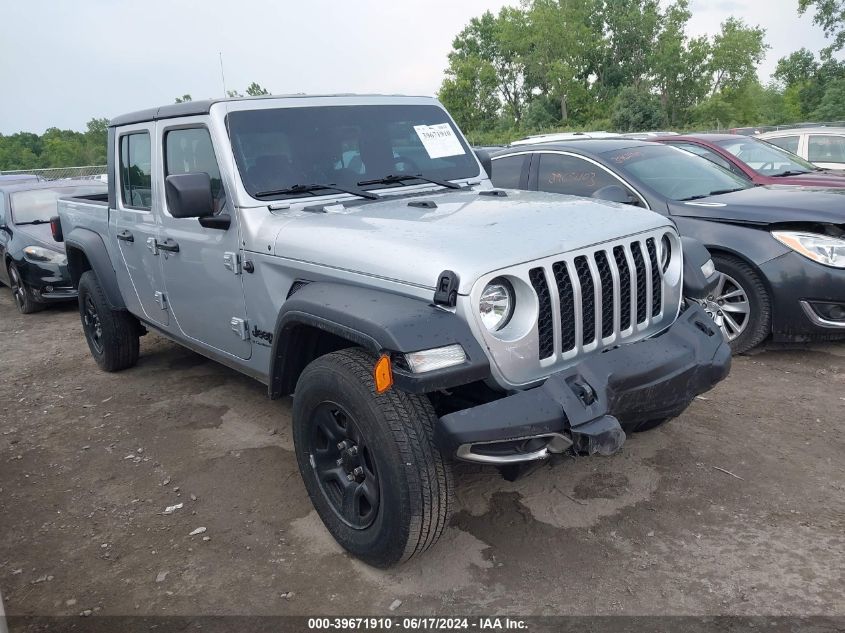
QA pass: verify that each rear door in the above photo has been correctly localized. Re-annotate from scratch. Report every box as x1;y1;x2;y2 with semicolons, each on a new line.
156;120;251;359
112;126;169;326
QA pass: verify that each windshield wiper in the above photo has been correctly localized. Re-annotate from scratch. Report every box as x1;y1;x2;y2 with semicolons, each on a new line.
15;219;51;226
679;187;746;201
771;170;811;177
357;173;461;190
255;183;380;201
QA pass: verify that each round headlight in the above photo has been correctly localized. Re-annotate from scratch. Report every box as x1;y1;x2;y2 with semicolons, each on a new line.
479;278;514;331
660;234;672;273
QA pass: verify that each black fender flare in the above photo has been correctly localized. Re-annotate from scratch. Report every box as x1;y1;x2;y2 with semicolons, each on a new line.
65;227;126;310
268;282;490;397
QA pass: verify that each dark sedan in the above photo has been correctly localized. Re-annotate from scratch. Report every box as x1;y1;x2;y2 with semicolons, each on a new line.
654;133;845;186
0;180;106;313
490;140;845;353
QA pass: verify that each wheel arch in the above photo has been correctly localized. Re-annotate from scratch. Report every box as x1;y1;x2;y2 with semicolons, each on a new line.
64;228;126;310
267;282;490;399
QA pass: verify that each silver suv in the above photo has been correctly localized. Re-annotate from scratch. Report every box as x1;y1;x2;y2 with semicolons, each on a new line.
55;95;730;566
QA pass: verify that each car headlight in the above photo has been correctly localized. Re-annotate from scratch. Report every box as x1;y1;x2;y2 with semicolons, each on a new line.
479;277;515;331
772;231;845;268
23;246;67;265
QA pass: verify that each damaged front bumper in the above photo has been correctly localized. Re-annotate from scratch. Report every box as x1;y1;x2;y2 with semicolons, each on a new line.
436;304;731;464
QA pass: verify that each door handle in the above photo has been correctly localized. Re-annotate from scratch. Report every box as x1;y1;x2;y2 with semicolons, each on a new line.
116;230;134;242
157;238;180;253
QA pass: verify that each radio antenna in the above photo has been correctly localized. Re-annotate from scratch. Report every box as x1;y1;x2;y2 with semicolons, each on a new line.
219;52;228;97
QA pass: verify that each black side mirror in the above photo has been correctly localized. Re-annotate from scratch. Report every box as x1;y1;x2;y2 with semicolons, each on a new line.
474;149;492;179
680;236;720;299
165;173;214;219
592;185;638;205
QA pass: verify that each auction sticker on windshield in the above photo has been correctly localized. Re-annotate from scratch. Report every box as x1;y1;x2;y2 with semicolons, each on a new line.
414;123;465;159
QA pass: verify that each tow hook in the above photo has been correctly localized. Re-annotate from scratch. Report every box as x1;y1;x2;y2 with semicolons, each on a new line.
570;415;626;456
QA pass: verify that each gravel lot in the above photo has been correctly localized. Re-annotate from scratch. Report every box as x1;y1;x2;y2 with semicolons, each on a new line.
1;292;843;618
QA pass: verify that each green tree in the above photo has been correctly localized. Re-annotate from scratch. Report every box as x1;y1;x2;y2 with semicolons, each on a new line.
709;18;769;96
799;0;845;56
812;78;845;118
246;82;270;96
174;94;192;103
438;57;500;132
610;87;666;131
774;48;819;87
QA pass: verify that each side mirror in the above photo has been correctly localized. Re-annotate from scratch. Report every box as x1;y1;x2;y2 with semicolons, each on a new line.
592;185;638;206
474;149;492;179
680;236;720;299
165;173;214;219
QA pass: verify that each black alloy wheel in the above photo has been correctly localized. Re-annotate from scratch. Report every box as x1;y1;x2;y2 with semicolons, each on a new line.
308;402;380;530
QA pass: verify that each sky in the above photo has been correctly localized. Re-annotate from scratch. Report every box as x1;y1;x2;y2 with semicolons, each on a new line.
0;0;831;135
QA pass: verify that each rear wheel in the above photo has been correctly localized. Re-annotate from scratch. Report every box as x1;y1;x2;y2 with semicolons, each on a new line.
8;262;44;314
292;348;452;567
706;255;771;354
78;271;140;372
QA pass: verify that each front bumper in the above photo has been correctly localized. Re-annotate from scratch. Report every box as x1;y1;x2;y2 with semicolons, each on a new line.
18;259;76;303
436;304;731;463
761;252;845;341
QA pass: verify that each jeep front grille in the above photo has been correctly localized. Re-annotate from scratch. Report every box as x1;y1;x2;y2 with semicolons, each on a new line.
529;237;667;360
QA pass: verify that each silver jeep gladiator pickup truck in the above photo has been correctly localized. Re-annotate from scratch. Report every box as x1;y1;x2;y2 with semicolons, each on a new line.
55;94;730;567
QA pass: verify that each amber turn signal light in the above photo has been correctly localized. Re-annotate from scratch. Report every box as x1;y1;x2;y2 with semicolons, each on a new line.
374;355;394;394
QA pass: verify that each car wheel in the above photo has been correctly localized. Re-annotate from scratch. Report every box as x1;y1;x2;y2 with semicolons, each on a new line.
292;348;453;567
704;255;771;354
8;262;44;314
78;271;140;372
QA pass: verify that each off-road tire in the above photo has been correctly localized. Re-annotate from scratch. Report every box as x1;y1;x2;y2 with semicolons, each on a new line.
292;348;453;567
712;255;771;354
78;271;140;372
8;262;45;314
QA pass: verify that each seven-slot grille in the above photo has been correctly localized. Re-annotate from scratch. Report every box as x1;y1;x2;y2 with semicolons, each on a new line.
529;237;664;360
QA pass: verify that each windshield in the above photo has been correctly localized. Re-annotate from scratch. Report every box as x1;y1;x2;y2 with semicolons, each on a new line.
227;104;480;199
716;137;817;176
601;144;752;201
10;185;106;224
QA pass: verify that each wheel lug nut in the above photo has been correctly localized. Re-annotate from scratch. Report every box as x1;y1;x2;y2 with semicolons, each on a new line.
336;458;343;466
352;466;364;477
346;473;355;481
337;441;348;451
348;446;358;456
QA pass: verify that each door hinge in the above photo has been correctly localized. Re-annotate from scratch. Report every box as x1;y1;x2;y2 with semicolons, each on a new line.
230;317;249;340
223;252;242;275
146;237;159;256
154;291;168;310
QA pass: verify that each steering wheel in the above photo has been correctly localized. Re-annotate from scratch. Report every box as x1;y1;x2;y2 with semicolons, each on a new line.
759;162;775;172
393;155;419;174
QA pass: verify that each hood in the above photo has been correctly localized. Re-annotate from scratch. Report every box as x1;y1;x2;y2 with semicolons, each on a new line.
668;185;845;225
12;223;64;251
272;188;672;294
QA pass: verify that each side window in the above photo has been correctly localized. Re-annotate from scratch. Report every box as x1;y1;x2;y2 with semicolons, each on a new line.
808;135;845;164
165;128;226;213
0;195;5;224
491;155;525;189
767;135;800;154
537;153;627;199
119;132;152;210
671;143;737;173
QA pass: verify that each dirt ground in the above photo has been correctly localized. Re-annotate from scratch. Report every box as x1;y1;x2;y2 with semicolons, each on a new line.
1;291;843;619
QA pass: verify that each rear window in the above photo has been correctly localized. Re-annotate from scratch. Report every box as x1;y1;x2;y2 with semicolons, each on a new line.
227;104;480;199
10;185;107;224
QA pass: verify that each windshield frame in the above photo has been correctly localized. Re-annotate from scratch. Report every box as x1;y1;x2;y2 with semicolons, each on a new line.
10;184;107;225
599;143;754;202
222;99;482;203
715;137;817;176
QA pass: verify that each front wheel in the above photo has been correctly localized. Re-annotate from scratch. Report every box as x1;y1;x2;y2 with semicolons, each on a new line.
8;262;44;314
78;271;140;372
704;255;771;354
292;348;453;567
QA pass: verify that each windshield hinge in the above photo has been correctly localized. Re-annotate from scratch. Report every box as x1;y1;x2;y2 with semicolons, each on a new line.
433;270;459;308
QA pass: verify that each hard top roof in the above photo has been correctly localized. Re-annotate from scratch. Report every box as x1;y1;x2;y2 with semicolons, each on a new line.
109;93;433;128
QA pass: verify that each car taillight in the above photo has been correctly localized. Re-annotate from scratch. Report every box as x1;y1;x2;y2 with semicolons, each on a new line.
50;216;63;242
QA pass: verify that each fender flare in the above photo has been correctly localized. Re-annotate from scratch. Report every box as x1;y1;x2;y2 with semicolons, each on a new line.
65;227;126;310
268;282;490;397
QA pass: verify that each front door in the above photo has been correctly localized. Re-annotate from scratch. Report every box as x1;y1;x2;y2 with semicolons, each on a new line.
111;126;169;326
156;121;251;359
